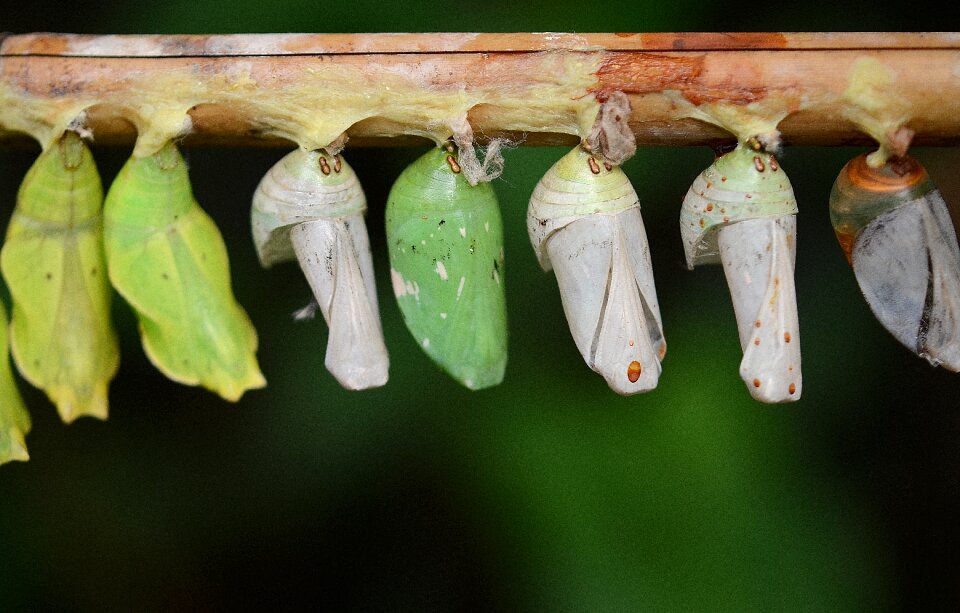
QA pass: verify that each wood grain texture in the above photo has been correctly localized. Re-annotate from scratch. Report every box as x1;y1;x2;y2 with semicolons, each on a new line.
2;33;959;149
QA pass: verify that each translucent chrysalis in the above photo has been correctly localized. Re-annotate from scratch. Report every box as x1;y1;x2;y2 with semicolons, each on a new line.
104;142;265;401
681;142;801;403
252;148;389;389
1;299;31;465
385;146;507;390
528;146;665;394
830;153;960;369
1;131;120;422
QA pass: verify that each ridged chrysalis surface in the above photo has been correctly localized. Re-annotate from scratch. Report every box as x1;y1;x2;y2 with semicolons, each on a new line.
681;143;801;403
385;147;507;390
1;299;31;465
830;154;960;369
528;146;665;394
1;131;119;422
104;142;265;401
252;149;388;389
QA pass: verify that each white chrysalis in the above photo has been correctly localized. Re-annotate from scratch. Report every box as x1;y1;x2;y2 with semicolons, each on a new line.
830;153;960;369
252;149;389;390
528;146;665;394
681;143;801;403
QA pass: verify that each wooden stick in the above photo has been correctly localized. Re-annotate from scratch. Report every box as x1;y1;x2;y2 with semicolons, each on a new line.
2;33;960;151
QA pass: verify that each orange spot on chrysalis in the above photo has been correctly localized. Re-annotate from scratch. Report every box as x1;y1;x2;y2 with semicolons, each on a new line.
788;383;796;394
588;157;601;174
755;320;762;328
753;156;766;172
784;331;791;343
753;338;760;346
753;379;761;388
705;203;714;212
627;361;642;382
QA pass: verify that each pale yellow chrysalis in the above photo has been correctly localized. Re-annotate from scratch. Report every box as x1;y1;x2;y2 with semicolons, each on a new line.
1;131;119;422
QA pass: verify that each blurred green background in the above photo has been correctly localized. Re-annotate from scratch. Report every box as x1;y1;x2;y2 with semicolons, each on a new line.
2;3;958;612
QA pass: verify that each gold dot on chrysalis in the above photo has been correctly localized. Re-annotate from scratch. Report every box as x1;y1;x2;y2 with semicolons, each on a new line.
319;156;331;175
784;331;791;343
788;383;796;395
588;157;601;175
627;361;642;383
446;155;461;174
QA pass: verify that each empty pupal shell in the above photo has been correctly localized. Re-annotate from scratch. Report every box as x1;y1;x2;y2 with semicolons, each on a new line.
528;146;665;394
386;147;507;390
830;154;960;369
251;149;365;267
681;144;801;403
1;299;31;465
0;131;120;423
290;218;389;390
253;149;388;390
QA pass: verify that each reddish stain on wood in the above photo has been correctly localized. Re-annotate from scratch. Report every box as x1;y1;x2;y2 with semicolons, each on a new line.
638;32;789;51
593;53;705;96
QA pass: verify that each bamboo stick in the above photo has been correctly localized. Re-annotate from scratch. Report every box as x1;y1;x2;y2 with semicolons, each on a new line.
2;32;959;151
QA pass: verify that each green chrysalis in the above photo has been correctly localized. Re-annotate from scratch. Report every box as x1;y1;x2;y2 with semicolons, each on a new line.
1;299;31;465
385;146;507;390
104;142;265;401
1;131;119;422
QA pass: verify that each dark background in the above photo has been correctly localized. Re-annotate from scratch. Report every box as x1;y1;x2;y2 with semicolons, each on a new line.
2;3;959;611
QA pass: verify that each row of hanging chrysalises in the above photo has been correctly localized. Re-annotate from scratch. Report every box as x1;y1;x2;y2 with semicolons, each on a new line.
3;103;959;464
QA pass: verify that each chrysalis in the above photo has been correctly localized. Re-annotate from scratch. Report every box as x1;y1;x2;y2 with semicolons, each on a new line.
1;299;31;465
528;146;665;394
1;131;119;422
385;146;507;390
251;148;388;389
104;142;265;401
680;142;801;403
830;153;960;369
